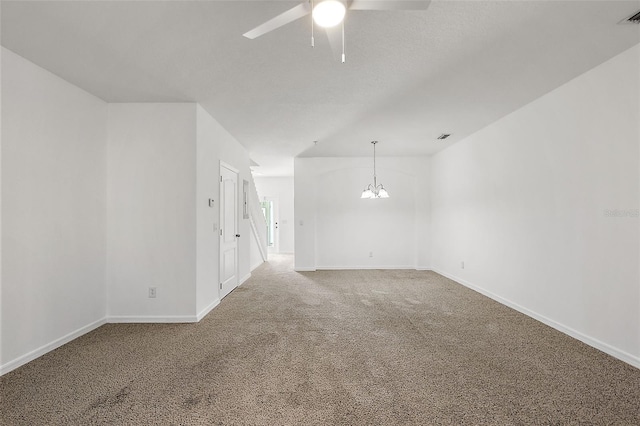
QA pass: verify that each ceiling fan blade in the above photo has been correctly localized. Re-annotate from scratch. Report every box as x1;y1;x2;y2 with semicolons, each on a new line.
349;0;431;11
243;2;312;39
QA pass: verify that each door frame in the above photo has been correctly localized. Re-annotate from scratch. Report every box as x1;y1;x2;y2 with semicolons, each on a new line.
219;161;240;299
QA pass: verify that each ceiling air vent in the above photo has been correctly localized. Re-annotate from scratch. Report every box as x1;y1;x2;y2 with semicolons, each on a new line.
621;10;640;24
437;134;451;140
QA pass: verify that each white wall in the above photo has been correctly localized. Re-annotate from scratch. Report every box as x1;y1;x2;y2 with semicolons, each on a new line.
196;106;220;318
254;176;294;254
107;103;197;321
1;11;5;368
294;157;430;270
196;105;252;315
217;122;252;286
107;104;251;322
430;43;640;367
0;50;254;373
1;48;107;372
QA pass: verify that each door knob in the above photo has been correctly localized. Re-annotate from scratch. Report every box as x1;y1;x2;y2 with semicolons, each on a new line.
236;234;241;238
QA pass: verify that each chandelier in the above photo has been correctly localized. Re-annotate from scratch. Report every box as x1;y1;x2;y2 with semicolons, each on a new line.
361;141;389;199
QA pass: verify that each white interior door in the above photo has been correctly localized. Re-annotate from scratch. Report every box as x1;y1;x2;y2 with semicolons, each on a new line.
219;164;239;299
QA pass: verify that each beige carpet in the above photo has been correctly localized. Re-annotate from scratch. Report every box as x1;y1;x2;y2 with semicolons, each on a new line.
1;254;639;425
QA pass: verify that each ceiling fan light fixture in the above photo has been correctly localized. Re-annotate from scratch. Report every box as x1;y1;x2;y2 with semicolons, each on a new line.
313;0;346;28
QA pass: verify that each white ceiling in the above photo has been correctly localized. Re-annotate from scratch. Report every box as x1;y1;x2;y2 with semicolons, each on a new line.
2;1;639;176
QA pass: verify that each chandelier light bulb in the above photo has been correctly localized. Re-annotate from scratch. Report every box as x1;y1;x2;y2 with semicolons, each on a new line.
313;0;346;28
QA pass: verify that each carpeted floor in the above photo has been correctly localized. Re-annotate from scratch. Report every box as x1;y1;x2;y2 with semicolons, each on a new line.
1;254;639;425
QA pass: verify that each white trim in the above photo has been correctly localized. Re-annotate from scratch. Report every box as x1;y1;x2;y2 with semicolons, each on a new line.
1;300;225;375
251;259;265;271
415;266;433;271
299;266;432;271
219;160;239;174
432;268;640;370
316;265;416;270
239;273;251;285
107;315;197;323
0;317;107;376
196;298;220;321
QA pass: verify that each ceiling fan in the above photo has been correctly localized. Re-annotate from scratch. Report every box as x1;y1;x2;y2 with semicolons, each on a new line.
243;0;431;63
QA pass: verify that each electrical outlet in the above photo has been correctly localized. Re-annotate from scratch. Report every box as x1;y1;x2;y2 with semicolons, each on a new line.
461;261;465;269
149;287;157;298
369;251;373;258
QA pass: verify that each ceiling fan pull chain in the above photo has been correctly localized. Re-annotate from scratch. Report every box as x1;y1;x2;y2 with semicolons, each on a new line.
342;20;346;63
311;0;315;47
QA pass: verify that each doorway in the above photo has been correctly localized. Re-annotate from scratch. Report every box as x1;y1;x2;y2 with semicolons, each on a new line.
261;197;279;254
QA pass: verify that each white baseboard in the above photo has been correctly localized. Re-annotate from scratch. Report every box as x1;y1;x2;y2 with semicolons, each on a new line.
296;266;432;272
239;273;251;286
196;298;220;321
415;266;433;271
317;265;416;270
432;268;640;370
250;260;265;271
1;302;226;376
107;315;198;323
0;317;107;376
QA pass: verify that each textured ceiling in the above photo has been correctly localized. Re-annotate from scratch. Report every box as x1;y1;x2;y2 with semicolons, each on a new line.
2;1;640;175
